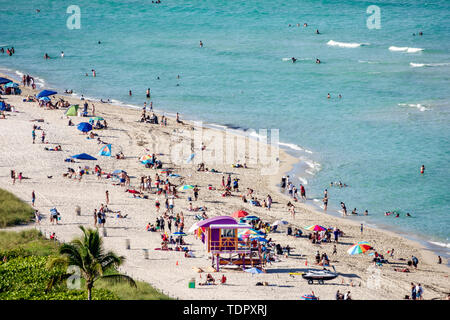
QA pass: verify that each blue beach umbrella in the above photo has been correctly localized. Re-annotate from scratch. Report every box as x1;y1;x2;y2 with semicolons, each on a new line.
70;153;97;160
0;77;12;85
77;122;92;132
251;237;268;242
112;169;126;175
39;96;51;102
172;232;187;237
4;82;19;88
36;90;57;98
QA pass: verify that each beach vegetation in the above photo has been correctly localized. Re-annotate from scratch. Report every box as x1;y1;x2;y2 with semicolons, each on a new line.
0;189;34;227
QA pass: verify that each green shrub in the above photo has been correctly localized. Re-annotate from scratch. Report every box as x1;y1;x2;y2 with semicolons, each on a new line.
0;189;34;227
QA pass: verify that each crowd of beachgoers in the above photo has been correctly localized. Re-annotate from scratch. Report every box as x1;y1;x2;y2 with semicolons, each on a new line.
0;76;449;300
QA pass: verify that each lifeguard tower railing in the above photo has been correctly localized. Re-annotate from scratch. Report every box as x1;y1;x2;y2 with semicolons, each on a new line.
209;239;252;254
207;223;252;254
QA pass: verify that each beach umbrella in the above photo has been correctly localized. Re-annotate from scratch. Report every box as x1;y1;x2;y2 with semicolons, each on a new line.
231;210;248;218
188;222;199;234
304;225;327;232
252;237;268;242
4;82;19;88
112;169;126;175
126;189;140;194
98;144;112;156
90;117;104;122
172;232;187;237
347;242;373;255
169;174;181;178
36;89;57;98
241;215;259;221
0;77;12;85
244;267;263;275
77;122;92;132
273;220;289;226
178;184;194;191
140;154;153;162
39;96;51;102
70;153;97;160
301;294;319;300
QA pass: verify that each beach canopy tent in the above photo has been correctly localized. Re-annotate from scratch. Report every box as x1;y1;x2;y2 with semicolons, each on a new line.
89;117;104;124
65;105;79;116
4;82;19;88
0;77;12;85
70;153;97;160
98;144;112;156
77;122;92;132
231;210;248;218
36;90;57;98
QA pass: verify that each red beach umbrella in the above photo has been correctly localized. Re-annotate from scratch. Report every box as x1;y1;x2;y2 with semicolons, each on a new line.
231;210;249;218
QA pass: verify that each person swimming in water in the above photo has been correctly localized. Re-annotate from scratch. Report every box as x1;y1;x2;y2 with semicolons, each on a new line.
291;57;297;63
199;40;203;48
420;165;425;174
406;212;412;217
316;58;321;64
351;208;358;215
316;29;320;34
327;93;331;99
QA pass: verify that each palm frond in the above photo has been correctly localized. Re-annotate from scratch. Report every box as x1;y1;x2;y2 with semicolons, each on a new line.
97;274;137;288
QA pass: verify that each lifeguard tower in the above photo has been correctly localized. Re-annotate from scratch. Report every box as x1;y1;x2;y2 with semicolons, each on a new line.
196;216;263;271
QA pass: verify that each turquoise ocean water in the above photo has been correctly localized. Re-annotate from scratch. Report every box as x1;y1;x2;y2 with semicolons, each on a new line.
1;1;449;257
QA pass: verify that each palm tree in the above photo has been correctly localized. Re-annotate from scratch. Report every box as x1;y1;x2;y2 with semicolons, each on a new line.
48;226;136;300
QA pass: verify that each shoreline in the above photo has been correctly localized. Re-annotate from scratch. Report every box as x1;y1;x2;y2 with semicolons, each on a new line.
1;67;449;266
0;69;448;299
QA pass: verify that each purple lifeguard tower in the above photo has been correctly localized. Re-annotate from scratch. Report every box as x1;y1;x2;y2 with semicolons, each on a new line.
196;216;263;271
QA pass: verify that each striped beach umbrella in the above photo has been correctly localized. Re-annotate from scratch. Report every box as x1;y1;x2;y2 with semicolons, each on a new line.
347;242;372;255
178;184;194;191
304;225;327;232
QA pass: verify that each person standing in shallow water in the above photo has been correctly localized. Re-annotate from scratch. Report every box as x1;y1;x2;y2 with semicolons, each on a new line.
146;88;151;99
420;165;425;174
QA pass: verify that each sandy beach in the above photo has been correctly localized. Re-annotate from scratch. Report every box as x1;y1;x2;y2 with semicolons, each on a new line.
1;75;449;300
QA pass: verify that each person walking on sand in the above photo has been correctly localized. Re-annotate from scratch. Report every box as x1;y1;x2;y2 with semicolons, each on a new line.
11;170;15;184
360;223;364;234
332;244;337;255
416;284;423;300
411;282;417;300
41;130;46;144
31;190;36;207
93;209;98;228
92;104;95;116
300;184;306;201
32;128;36;144
105;190;109;204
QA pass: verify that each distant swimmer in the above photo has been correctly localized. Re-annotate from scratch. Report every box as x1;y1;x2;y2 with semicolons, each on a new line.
291;57;297;63
364;210;368;216
129;90;132;96
315;29;320;34
92;69;96;77
316;58;321;64
199;40;203;48
395;213;400;218
420;165;425;174
338;94;342;99
85;73;89;77
146;88;151;99
44;53;50;59
418;31;423;36
36;9;40;13
351;208;358;215
406;212;412;217
157;76;160;80
303;23;308;27
61;51;64;58
177;75;180;79
327;93;331;99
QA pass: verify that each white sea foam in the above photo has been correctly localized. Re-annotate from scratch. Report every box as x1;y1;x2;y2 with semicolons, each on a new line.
398;103;431;112
327;40;367;48
278;142;303;151
297;176;308;185
429;241;450;248
389;46;423;53
410;62;450;68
